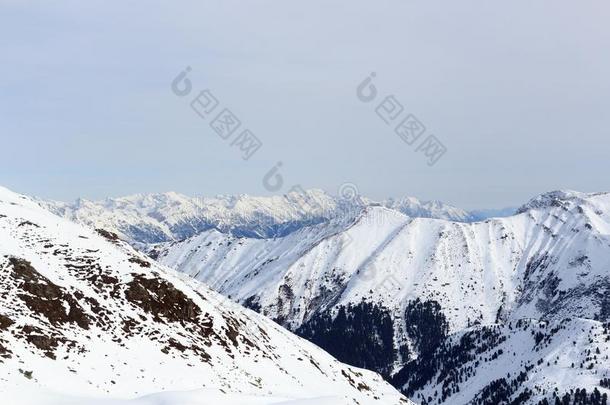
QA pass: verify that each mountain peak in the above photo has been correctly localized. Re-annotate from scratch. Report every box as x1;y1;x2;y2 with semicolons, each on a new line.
516;189;599;214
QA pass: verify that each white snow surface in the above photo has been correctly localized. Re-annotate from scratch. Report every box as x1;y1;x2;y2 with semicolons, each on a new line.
6;386;398;405
0;186;410;405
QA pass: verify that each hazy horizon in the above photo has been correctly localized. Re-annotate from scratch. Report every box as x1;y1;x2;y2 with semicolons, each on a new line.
2;1;609;210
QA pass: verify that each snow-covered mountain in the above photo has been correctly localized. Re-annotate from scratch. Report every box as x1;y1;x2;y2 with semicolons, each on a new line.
152;189;610;403
0;186;409;405
39;190;480;245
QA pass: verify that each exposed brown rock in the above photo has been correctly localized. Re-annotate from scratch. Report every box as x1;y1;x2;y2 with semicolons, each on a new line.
128;256;151;268
0;341;11;359
10;257;91;330
18;220;40;228
96;228;120;242
124;274;201;324
21;325;60;359
121;317;141;335
0;314;14;330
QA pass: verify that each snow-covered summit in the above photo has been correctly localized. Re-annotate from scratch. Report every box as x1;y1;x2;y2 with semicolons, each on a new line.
516;190;610;214
383;197;472;222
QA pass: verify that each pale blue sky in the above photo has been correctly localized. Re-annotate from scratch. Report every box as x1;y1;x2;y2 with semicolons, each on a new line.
1;0;609;209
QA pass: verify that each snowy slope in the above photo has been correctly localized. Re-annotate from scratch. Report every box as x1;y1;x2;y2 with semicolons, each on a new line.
0;186;409;405
38;190;476;244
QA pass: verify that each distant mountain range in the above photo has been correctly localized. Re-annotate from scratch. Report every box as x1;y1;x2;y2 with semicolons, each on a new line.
38;190;516;245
